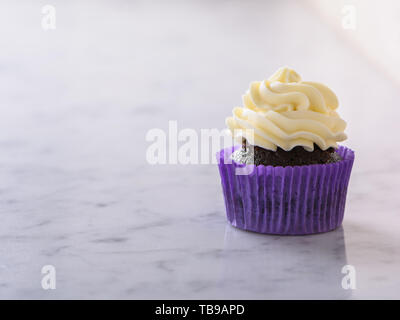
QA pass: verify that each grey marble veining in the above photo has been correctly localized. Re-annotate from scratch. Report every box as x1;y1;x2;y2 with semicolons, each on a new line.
0;0;400;299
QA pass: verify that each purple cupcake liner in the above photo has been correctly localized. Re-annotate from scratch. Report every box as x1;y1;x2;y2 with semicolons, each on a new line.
217;145;355;235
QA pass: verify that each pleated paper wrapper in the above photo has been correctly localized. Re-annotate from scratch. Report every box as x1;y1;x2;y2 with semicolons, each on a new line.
217;146;355;235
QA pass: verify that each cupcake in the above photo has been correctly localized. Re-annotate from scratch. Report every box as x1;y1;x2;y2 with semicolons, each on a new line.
217;67;354;235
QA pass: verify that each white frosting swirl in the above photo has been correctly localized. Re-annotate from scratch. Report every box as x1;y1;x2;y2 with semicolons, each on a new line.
226;67;347;151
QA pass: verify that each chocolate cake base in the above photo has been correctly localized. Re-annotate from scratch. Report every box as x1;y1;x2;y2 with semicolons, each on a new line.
232;140;341;167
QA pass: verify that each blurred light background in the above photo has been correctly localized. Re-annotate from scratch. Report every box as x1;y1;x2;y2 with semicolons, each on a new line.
1;0;399;170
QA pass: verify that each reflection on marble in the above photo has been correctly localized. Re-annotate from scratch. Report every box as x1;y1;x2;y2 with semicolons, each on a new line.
222;226;351;299
0;0;400;299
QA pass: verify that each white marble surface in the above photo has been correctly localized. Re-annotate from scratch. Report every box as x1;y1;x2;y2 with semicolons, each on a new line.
0;0;399;299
